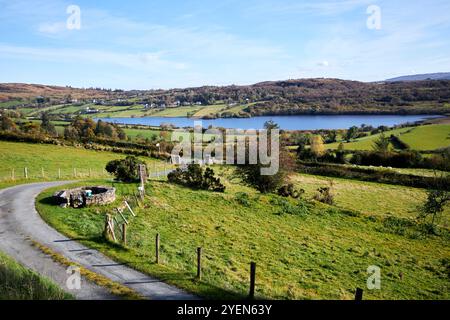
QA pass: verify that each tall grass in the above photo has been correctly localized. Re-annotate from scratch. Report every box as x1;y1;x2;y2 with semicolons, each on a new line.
0;251;73;300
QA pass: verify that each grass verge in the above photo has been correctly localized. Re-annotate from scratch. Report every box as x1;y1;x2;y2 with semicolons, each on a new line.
31;241;142;300
0;251;73;300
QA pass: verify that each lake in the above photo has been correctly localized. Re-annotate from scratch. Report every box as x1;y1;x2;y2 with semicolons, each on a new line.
95;114;440;130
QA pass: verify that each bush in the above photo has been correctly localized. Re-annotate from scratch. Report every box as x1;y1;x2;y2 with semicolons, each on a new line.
270;196;311;216
235;192;251;207
168;164;225;192
236;163;286;194
313;182;335;205
277;183;305;199
382;216;416;236
350;150;423;168
105;156;145;182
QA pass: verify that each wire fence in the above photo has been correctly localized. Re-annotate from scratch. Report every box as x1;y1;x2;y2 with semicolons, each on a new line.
0;162;175;183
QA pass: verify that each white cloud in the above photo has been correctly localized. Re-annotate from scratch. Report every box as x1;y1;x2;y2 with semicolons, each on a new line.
247;0;374;17
0;44;187;72
38;22;66;34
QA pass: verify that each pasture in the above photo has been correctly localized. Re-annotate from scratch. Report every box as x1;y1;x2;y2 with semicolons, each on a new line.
36;168;450;300
326;125;450;151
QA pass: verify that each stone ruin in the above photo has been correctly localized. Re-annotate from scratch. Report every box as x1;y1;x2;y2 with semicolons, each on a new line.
53;186;116;208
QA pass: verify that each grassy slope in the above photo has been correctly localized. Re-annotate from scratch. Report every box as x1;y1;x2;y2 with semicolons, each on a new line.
0;100;24;108
289;173;450;227
400;125;450;150
123;128;160;140
150;106;204;117
326;124;450;151
0;141;165;181
28;102;251;119
326;127;411;150
0;251;72;300
192;104;228;117
37;171;450;300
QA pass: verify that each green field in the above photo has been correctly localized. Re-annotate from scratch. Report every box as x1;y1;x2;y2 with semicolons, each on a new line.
327;127;411;151
289;173;450;227
0;100;24;108
37;168;450;300
400;125;450;150
192;104;228;117
20;101;253;119
149;105;204;117
0;251;72;300
123;128;160;140
0;141;166;182
327;124;450;151
221;104;250;115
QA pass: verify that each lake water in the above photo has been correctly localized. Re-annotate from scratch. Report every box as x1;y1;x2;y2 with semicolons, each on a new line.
96;114;440;130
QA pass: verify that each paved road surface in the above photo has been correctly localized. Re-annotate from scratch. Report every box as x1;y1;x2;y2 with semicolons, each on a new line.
0;181;197;300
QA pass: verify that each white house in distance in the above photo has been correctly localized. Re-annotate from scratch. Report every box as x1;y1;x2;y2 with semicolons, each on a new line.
83;106;99;114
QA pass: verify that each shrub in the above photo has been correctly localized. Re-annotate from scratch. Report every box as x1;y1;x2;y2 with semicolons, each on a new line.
350;150;423;168
270;197;311;216
382;216;416;236
236;163;285;193
167;164;225;192
313;182;335;205
235;192;251;207
277;183;305;199
105;156;145;182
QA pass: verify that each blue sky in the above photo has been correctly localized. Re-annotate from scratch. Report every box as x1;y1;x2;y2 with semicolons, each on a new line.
0;0;449;89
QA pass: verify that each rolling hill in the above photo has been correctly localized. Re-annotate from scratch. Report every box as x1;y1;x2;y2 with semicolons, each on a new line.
1;77;450;118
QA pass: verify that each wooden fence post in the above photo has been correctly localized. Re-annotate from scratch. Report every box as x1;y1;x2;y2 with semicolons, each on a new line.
11;168;15;181
249;262;256;299
104;214;110;238
41;167;45;179
196;247;202;279
355;288;363;301
73;168;77;178
24;167;28;179
122;223;127;246
155;233;160;264
58;168;61;179
103;214;117;242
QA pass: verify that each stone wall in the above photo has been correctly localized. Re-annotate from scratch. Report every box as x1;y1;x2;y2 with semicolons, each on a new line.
53;186;116;208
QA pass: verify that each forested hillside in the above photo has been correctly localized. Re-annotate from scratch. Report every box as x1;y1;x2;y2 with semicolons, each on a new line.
1;78;450;117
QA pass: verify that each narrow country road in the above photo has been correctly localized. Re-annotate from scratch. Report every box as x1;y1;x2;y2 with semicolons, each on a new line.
0;181;197;300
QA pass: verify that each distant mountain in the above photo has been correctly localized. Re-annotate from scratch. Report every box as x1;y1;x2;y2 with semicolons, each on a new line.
386;72;450;82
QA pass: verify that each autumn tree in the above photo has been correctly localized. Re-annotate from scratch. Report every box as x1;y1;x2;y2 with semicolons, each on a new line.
0;115;17;131
310;135;325;158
